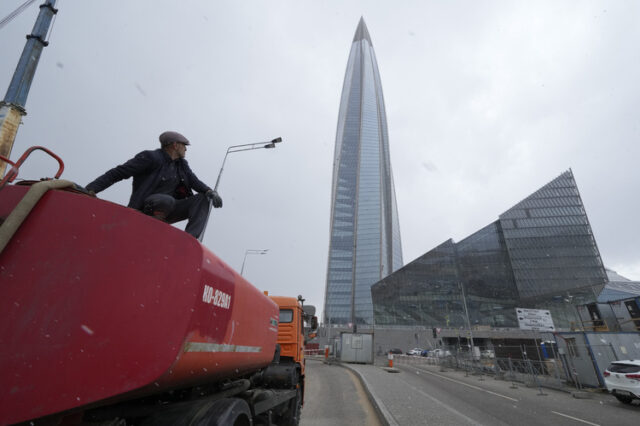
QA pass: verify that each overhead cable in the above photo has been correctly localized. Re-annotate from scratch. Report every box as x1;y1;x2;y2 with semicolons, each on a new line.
45;0;58;42
0;0;39;31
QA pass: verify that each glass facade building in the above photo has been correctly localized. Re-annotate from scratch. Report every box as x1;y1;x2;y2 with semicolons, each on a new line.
372;170;608;329
324;18;403;326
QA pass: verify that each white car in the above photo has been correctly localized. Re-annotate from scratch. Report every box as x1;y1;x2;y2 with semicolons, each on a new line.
407;348;424;356
481;349;495;359
603;360;640;404
431;349;452;357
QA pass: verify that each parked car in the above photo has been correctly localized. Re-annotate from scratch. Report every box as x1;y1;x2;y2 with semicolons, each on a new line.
388;348;403;355
603;360;640;404
431;349;452;357
481;349;495;359
407;348;424;356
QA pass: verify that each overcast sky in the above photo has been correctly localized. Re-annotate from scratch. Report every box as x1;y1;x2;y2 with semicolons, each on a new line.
1;1;639;318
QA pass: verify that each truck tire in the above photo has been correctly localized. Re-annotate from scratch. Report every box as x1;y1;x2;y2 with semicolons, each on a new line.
141;398;251;426
278;387;301;426
191;398;252;426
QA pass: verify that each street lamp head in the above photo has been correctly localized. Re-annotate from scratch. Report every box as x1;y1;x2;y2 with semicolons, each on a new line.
246;248;268;255
264;137;282;149
240;248;269;276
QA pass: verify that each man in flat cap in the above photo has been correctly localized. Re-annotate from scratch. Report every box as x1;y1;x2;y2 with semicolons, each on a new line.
86;131;222;240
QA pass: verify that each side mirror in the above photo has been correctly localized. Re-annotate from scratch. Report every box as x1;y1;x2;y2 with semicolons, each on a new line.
303;305;316;317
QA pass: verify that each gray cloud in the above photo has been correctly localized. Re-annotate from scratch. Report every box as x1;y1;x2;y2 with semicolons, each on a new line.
1;1;638;317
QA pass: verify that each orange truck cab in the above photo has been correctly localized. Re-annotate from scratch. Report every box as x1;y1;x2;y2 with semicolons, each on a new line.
266;294;318;406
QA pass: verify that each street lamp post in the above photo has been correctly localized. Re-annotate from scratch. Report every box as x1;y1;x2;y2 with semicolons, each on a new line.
213;137;282;192
198;137;282;242
240;249;268;276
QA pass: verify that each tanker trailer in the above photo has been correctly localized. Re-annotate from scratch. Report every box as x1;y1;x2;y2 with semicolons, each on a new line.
0;147;313;425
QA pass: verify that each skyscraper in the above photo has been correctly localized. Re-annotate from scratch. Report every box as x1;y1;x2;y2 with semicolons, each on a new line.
324;18;403;326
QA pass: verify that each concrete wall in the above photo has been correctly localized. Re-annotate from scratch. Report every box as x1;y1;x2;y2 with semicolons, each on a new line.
586;332;640;381
553;331;640;388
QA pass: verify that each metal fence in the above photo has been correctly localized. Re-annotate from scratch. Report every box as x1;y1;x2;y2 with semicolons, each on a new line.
385;343;612;392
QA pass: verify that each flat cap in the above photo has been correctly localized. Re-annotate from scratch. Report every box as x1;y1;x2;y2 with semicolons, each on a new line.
159;131;190;146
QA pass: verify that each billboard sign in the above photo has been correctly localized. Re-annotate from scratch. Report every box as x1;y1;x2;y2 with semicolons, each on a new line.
516;308;556;331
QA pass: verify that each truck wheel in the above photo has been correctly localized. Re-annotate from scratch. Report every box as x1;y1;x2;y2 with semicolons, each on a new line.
191;398;252;426
141;398;251;426
278;387;302;426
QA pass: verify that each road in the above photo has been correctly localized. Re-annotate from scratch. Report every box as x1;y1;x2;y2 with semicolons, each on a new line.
300;359;382;426
345;361;640;426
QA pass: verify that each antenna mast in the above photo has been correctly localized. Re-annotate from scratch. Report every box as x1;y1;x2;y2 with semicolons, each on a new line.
0;0;58;176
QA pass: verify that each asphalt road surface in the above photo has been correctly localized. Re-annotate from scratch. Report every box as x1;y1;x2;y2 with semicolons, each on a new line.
376;362;640;425
300;359;382;426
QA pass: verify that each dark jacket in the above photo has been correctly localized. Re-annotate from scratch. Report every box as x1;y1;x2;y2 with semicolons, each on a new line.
86;149;211;210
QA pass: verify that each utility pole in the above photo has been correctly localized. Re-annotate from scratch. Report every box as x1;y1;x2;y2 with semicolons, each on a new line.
452;243;475;358
460;281;476;358
0;0;58;176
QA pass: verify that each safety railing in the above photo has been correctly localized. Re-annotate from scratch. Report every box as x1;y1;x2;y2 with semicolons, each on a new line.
0;145;65;189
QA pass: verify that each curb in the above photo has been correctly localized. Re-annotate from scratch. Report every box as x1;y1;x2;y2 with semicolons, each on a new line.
571;391;595;399
337;362;399;426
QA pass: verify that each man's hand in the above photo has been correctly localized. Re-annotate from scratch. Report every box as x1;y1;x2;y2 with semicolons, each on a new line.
206;190;223;208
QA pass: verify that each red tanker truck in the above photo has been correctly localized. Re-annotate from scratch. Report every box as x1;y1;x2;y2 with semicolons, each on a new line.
0;146;317;425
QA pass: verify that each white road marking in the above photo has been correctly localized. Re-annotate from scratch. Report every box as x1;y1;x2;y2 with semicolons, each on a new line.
404;381;483;426
413;366;519;402
551;411;600;426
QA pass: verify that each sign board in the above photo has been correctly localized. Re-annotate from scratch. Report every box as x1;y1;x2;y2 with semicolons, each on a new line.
516;308;555;331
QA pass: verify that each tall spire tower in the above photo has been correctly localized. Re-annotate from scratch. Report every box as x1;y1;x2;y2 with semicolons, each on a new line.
324;18;403;326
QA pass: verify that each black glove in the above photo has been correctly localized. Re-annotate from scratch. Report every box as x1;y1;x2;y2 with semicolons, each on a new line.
206;190;223;208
